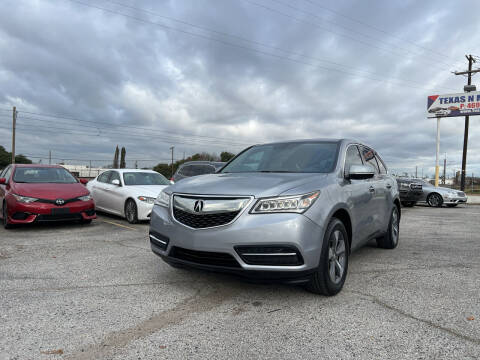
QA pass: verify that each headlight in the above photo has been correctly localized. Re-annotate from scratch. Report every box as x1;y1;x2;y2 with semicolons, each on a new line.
251;191;320;214
78;194;92;201
12;194;38;203
138;196;155;204
154;191;170;207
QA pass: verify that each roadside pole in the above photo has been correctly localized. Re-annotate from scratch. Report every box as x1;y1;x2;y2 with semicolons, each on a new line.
11;106;16;164
435;117;440;187
170;146;174;178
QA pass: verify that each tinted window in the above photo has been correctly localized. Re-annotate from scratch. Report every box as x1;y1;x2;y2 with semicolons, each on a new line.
2;166;12;181
13;167;77;183
98;171;111;183
345;145;364;173
123;172;170;185
179;165;216;177
375;154;387;174
221;142;339;173
109;171;121;184
360;146;379;174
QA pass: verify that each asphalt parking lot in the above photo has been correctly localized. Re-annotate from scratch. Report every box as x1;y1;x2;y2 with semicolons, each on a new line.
1;206;479;360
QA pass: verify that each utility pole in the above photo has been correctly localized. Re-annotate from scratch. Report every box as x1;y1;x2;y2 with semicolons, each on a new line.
415;166;418;178
454;55;479;191
49;150;52;165
170;146;175;178
11;106;16;164
443;154;446;185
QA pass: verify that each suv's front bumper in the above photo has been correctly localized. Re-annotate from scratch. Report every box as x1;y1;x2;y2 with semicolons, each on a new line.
149;203;325;280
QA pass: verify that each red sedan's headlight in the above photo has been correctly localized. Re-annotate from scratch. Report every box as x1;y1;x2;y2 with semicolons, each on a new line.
12;194;38;203
78;194;93;201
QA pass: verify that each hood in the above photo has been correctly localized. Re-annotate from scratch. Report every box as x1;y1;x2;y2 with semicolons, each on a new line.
169;172;328;197
12;183;89;200
125;185;168;198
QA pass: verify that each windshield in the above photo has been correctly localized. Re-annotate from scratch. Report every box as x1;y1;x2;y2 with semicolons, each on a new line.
13;167;77;183
123;172;170;186
220;141;339;173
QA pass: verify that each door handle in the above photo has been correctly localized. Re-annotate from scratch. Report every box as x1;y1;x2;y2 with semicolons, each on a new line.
386;183;392;189
369;186;375;193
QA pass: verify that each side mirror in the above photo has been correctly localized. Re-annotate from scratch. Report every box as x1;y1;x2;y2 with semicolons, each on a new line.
0;178;5;185
347;165;375;180
79;178;89;185
111;179;121;186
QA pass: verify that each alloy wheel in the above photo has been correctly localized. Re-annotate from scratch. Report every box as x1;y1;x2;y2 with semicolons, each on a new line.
126;201;136;222
328;230;346;284
428;193;442;207
391;207;399;246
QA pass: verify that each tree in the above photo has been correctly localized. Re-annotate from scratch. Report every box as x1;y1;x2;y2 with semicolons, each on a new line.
0;145;32;169
220;151;235;162
113;145;119;169
120;147;126;168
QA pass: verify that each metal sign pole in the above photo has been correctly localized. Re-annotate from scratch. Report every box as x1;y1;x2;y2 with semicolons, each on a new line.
435;117;440;187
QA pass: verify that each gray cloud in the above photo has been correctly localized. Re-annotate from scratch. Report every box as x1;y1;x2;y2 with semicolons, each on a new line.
1;0;480;177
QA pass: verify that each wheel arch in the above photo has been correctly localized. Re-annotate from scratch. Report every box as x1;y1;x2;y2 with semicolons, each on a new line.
329;207;352;254
124;197;137;216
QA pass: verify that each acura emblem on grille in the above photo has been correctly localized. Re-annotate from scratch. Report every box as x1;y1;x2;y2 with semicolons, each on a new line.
55;199;65;206
193;200;204;213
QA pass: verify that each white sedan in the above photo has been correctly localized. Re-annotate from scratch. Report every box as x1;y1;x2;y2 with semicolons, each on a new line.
87;169;170;223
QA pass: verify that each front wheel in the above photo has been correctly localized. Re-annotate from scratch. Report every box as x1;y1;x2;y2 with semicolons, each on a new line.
125;199;138;224
377;206;400;249
306;218;349;296
427;193;443;207
2;202;13;229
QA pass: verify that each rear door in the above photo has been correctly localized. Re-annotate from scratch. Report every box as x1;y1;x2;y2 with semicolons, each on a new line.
102;171;124;215
360;146;387;236
91;171;111;210
343;145;375;245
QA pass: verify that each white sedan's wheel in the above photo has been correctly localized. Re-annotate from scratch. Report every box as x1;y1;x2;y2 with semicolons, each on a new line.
125;199;138;224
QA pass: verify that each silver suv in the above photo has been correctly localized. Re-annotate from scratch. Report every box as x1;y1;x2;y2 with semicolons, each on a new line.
149;139;400;295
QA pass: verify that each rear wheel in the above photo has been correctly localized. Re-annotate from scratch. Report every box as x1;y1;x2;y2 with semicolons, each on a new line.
427;193;443;207
2;202;13;229
377;206;400;249
306;218;348;296
125;199;138;224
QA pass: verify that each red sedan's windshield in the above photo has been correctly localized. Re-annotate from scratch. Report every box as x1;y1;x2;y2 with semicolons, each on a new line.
13;167;78;184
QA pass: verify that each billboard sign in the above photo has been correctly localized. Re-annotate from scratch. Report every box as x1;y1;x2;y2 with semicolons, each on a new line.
427;91;480;118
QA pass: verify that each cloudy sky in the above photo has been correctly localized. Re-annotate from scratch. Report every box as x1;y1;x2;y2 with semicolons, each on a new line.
1;0;480;177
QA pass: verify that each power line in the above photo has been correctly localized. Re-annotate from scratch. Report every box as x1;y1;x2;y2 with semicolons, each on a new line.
266;0;455;68
96;0;453;90
240;0;455;71
63;0;454;91
299;0;459;63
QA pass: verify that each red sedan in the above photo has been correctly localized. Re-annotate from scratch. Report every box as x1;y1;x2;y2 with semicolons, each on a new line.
0;164;96;229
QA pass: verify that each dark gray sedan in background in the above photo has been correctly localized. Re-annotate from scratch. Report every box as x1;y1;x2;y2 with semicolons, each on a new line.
149;139;401;296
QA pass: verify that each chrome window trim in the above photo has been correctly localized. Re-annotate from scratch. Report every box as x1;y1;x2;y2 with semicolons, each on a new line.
170;193;254;230
343;143;365;178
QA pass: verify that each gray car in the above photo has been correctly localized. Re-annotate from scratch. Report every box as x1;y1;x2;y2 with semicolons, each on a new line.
149;139;401;296
415;180;468;207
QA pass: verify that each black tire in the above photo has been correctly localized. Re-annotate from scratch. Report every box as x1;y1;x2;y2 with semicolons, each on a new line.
427;193;443;207
81;219;93;224
125;199;138;224
377;205;400;249
401;201;415;207
306;218;349;296
2;202;13;229
446;204;458;208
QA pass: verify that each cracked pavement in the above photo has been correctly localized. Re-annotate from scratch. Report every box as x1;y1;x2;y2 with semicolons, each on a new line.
0;207;479;359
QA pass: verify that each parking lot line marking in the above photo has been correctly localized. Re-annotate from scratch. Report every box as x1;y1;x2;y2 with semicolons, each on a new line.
101;219;137;231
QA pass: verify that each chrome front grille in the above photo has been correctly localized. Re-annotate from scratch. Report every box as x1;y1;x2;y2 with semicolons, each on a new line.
172;195;251;229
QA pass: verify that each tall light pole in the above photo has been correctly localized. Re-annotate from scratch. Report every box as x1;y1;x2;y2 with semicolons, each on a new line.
435;116;440;187
170;146;174;178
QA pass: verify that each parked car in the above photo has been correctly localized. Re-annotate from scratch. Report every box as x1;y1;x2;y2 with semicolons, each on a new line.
172;161;225;183
87;169;170;223
0;164;96;229
149;139;401;296
396;178;423;207
415;180;468;207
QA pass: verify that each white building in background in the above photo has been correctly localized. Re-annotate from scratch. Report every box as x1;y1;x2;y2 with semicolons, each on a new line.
61;164;109;179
